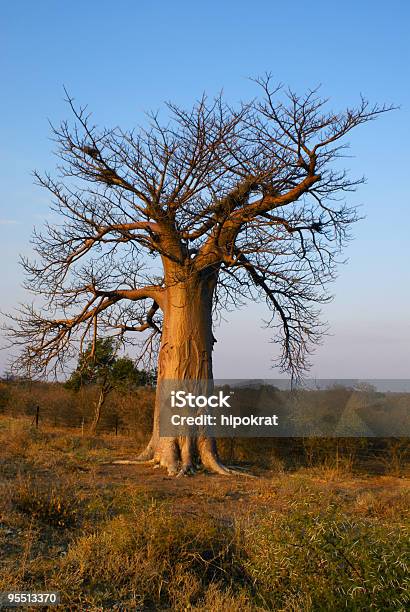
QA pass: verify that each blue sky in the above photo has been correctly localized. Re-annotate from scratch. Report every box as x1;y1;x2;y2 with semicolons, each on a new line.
1;0;409;378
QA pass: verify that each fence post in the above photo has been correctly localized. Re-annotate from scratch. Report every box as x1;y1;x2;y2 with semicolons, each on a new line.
115;416;118;436
35;405;39;429
81;417;85;437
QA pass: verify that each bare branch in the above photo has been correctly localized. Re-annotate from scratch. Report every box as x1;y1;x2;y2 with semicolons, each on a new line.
4;79;392;377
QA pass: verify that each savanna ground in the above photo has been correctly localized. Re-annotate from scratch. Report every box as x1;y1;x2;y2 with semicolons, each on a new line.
0;414;409;611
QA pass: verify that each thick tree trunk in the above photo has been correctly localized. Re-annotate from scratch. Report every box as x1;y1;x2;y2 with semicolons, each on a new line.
137;268;231;475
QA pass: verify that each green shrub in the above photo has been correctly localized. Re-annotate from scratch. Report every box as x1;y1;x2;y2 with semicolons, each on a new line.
243;502;409;611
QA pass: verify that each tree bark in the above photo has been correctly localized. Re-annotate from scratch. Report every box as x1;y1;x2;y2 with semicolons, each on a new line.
137;267;231;475
89;379;110;434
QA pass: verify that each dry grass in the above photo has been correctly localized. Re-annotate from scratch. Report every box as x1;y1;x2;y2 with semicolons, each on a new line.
0;417;409;610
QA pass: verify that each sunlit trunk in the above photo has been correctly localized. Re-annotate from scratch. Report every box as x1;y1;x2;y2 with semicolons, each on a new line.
138;267;228;475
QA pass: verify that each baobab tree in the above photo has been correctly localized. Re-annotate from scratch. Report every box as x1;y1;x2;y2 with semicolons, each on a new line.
6;77;391;475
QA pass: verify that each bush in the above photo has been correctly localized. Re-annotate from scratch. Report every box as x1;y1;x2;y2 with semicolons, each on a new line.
243;501;409;611
58;502;247;609
54;497;410;610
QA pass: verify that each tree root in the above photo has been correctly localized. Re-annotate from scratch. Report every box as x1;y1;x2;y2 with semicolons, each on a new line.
108;458;255;477
110;437;256;477
136;445;155;461
110;458;156;465
176;464;196;477
207;462;256;478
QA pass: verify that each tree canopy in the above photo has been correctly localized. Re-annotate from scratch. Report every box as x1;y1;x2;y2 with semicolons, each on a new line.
64;337;153;392
6;77;391;380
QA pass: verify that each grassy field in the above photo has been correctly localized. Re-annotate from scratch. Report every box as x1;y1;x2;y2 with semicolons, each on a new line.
0;416;409;611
